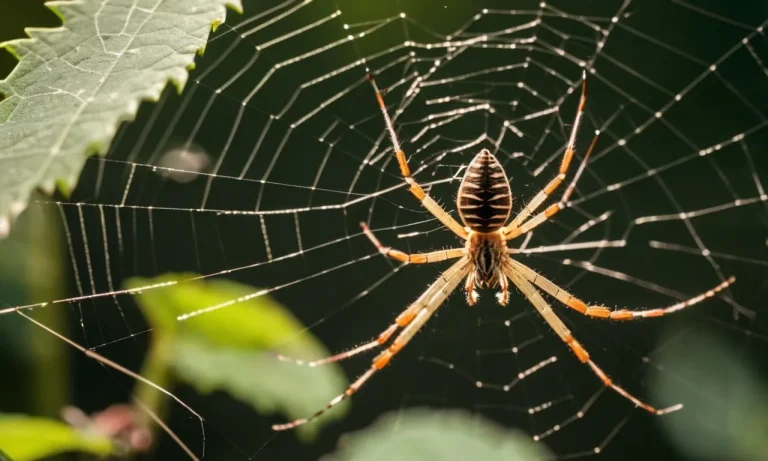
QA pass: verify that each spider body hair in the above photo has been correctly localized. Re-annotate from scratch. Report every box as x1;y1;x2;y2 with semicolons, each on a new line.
464;231;509;305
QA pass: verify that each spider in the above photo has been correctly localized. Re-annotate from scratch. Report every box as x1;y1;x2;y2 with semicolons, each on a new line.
272;72;736;431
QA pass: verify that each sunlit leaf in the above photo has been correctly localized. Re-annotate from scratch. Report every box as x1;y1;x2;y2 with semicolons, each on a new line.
0;0;242;238
128;274;349;438
0;415;112;461
650;326;768;461
325;409;551;461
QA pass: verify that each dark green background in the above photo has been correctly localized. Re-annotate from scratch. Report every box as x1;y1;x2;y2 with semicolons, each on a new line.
1;1;768;460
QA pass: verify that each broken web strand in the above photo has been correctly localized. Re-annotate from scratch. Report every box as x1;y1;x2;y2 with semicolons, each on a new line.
7;0;766;458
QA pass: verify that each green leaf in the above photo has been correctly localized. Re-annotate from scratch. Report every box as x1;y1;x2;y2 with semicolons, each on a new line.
0;0;243;238
0;195;69;417
126;274;326;357
0;414;113;461
175;338;349;439
128;274;349;438
326;409;551;461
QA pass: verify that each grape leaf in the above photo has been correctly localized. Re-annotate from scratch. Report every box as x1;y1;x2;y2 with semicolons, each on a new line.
0;0;243;238
0;414;113;461
325;409;551;461
128;274;349;439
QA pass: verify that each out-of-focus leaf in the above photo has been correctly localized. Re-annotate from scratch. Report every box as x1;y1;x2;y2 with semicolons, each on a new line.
650;326;768;461
0;196;68;417
175;338;349;439
0;414;112;460
128;274;349;438
325;409;551;461
0;0;242;238
0;447;14;461
127;274;327;356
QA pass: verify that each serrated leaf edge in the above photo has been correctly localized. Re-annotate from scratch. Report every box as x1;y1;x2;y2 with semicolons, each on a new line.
0;0;244;239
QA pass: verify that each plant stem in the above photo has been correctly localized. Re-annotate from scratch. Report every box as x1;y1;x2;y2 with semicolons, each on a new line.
133;331;175;430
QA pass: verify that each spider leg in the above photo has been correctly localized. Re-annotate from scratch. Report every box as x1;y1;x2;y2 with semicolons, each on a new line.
495;268;510;306
505;131;598;240
504;263;682;414
465;273;478;305
509;259;735;320
278;259;467;367
501;72;587;239
277;326;396;368
272;258;471;431
361;222;465;264
367;73;468;240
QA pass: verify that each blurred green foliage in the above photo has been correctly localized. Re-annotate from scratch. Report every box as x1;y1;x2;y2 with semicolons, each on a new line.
325;408;551;461
0;195;67;419
127;274;327;354
0;415;113;460
0;273;349;459
128;274;349;440
651;326;768;461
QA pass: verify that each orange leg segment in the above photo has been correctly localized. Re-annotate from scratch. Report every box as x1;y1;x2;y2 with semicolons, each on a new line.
504;262;683;416
361;222;464;264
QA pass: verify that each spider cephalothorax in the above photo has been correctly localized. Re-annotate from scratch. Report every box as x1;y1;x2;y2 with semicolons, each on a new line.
464;230;509;305
272;72;736;432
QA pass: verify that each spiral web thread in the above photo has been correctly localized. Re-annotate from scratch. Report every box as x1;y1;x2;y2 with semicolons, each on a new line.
4;0;768;458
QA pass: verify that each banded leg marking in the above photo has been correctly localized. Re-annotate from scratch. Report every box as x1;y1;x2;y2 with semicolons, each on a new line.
503;73;588;238
504;264;682;416
361;222;465;264
272;259;470;430
509;259;735;320
367;73;468;239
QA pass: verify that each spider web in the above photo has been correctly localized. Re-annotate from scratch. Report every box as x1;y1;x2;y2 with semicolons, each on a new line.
7;0;768;459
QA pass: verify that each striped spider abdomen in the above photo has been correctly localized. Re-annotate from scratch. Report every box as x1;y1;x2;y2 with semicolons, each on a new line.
457;149;512;233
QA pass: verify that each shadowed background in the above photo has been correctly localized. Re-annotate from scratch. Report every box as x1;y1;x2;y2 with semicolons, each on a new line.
1;1;767;460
